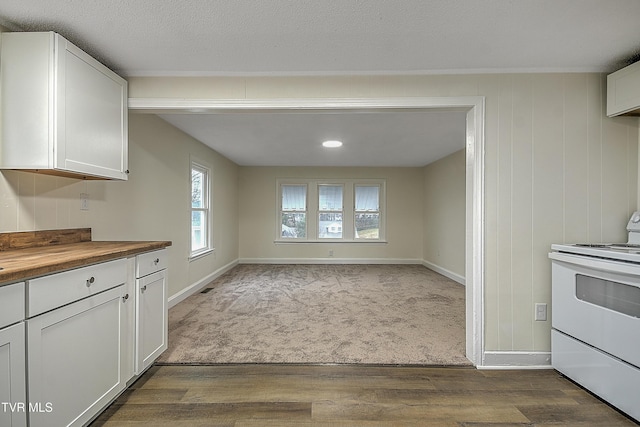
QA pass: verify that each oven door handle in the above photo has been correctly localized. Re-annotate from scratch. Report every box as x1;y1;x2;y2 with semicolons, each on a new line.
550;252;640;277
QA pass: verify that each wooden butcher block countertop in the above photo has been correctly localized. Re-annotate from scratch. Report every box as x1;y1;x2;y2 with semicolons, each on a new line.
0;229;171;286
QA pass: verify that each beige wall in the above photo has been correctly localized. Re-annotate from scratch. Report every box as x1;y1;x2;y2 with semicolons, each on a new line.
87;114;239;296
423;149;466;280
130;74;639;355
0;114;240;297
238;166;423;261
2;22;639;356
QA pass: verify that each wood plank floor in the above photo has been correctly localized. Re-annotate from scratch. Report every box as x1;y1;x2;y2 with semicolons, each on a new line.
90;364;638;426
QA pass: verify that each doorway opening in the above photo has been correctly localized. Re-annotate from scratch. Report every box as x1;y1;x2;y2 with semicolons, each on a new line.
130;96;485;366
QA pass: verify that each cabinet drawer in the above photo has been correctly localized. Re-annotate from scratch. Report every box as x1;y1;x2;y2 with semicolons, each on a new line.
136;249;167;278
28;258;127;317
0;282;25;328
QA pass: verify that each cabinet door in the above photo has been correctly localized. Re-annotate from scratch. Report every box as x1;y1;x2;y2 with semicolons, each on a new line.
607;60;640;116
55;35;128;180
27;285;128;427
0;282;25;330
0;323;27;427
136;270;168;374
0;32;128;180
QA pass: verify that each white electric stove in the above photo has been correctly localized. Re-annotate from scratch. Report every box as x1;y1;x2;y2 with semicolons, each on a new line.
550;212;640;423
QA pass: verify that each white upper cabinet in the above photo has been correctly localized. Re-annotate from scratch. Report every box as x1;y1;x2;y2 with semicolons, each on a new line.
607;60;640;117
0;32;128;180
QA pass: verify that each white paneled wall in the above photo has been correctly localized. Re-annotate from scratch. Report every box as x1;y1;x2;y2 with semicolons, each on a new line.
0;171;90;232
481;74;638;353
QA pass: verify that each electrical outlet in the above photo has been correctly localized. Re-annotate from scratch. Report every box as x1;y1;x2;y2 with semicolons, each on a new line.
535;303;547;321
328;250;334;257
80;193;90;211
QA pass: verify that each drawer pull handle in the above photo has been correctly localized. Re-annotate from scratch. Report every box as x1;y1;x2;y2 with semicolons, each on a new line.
141;285;147;293
122;293;129;302
154;258;160;265
86;277;95;287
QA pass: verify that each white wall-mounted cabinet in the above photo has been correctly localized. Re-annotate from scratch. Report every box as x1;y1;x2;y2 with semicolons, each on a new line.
0;282;27;427
135;249;168;374
0;32;128;180
607;60;640;117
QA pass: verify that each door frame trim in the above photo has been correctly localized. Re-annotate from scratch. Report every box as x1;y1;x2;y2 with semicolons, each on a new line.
129;96;486;366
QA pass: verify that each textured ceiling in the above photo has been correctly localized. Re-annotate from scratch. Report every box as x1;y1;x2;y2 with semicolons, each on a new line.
1;0;639;166
2;0;639;76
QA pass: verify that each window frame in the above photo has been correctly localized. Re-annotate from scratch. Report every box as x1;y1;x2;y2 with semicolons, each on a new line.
318;183;345;240
354;184;383;241
275;178;385;243
189;159;213;259
279;183;309;240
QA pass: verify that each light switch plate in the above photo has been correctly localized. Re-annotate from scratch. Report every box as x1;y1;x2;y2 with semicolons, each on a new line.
80;193;90;210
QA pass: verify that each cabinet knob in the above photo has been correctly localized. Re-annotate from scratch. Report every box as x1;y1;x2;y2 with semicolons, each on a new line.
141;285;147;293
122;293;129;302
86;277;95;287
154;258;160;265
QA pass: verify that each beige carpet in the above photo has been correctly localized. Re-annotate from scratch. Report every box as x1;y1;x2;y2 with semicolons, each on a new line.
157;264;470;366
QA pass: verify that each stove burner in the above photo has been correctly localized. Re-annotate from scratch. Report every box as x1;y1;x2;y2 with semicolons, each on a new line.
575;244;610;248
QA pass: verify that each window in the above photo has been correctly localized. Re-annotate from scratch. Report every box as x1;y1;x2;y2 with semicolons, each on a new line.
276;179;385;242
190;161;211;257
355;185;380;239
318;185;343;238
281;184;307;239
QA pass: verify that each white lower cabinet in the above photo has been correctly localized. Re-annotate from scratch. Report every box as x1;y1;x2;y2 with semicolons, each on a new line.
27;285;128;427
135;250;168;374
25;259;130;427
1;249;168;426
0;322;27;427
0;281;26;427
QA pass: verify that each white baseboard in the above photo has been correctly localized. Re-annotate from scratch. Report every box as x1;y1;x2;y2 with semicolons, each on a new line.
480;351;552;369
238;258;424;265
168;259;238;308
421;260;465;285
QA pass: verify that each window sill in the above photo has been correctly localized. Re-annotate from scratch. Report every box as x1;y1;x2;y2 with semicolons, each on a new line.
189;248;215;261
274;239;388;244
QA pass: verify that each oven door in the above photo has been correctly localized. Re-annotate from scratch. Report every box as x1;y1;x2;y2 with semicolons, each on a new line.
550;252;640;368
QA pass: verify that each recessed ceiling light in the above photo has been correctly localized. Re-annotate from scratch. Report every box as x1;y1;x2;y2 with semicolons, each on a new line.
322;140;343;148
